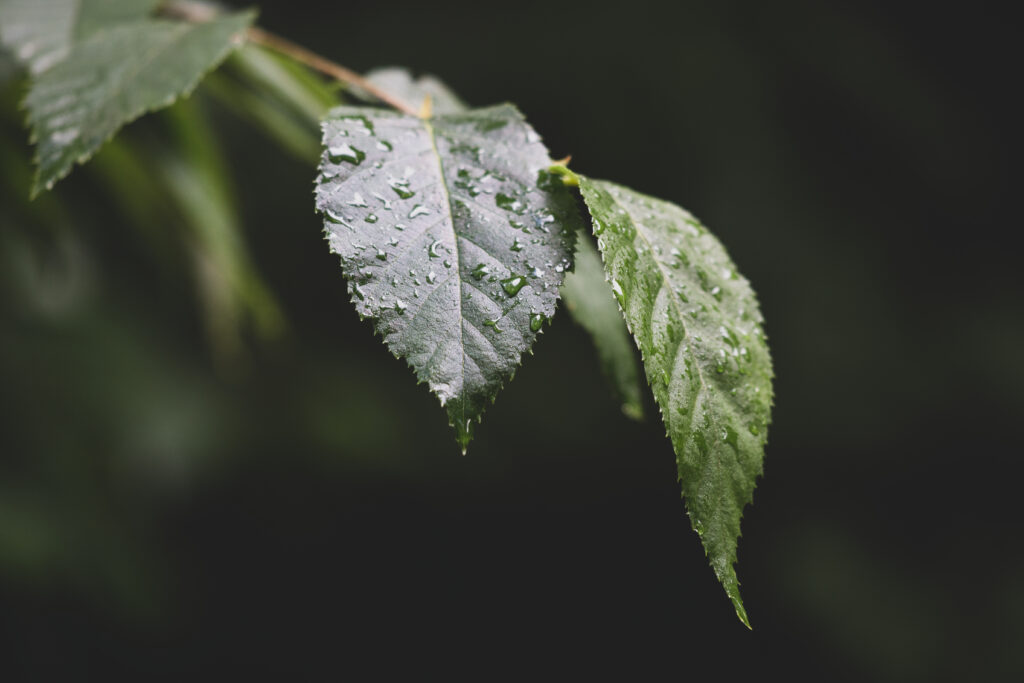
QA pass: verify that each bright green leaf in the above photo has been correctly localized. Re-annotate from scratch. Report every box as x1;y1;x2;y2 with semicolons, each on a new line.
0;0;159;74
562;229;645;419
576;175;773;627
24;10;255;195
315;105;580;450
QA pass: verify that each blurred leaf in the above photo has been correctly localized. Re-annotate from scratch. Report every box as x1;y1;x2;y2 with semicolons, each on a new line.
201;70;321;162
574;174;773;626
24;10;255;195
0;0;159;74
315;105;580;451
363;67;468;115
229;44;337;124
562;229;645;419
159;97;285;364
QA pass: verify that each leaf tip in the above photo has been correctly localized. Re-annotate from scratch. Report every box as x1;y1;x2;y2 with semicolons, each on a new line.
732;595;752;630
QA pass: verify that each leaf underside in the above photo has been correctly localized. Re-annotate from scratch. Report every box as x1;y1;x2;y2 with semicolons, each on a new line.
562;229;645;419
23;10;255;195
315;105;580;451
577;175;773;626
0;0;160;74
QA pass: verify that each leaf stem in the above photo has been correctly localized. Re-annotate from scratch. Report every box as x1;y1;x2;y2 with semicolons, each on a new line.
159;0;419;116
244;28;418;116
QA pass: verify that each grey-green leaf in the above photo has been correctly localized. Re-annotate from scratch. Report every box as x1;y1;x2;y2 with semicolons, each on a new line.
24;11;255;195
315;105;579;451
576;175;773;627
0;0;159;74
364;67;467;115
562;229;645;419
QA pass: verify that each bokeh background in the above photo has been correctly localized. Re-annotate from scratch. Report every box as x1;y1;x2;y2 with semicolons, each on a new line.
1;0;1021;679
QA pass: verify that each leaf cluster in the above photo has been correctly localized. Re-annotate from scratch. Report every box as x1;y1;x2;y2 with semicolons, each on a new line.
0;0;774;625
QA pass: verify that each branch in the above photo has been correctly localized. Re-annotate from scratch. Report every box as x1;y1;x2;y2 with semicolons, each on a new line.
158;0;419;116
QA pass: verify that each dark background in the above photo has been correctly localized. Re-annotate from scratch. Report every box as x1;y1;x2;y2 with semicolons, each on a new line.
1;0;1022;679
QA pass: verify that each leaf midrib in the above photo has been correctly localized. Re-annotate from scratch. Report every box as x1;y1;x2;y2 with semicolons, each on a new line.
423;116;466;426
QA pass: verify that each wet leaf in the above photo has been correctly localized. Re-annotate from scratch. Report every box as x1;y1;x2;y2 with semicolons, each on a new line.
576;174;773;626
0;0;159;74
562;229;645;419
315;105;579;450
23;10;255;195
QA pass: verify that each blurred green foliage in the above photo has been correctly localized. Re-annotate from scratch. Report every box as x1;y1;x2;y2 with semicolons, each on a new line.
1;0;1022;679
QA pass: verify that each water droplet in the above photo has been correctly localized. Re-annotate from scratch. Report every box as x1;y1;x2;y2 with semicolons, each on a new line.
501;275;526;296
471;263;491;280
529;312;546;332
388;176;415;199
409;204;430;218
495;193;526;215
426;271;437;284
509;219;525;230
364;214;378;223
443;259;452;269
376;140;393;151
352;283;366;300
428;240;443;258
347;193;368;207
324;209;347;225
376;249;387;261
328;143;365;165
748;424;760;436
610;279;624;302
510;237;523;252
394;299;408;314
484;319;502;332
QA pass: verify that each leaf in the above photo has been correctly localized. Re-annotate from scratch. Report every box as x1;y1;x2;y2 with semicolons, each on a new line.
562;229;645;419
363;67;467;115
574;174;773;627
315;105;579;451
0;0;159;74
24;10;255;195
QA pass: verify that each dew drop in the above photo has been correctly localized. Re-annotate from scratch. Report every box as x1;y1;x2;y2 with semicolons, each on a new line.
328;143;365;165
501;275;526;296
610;279;624;301
495;193;526;215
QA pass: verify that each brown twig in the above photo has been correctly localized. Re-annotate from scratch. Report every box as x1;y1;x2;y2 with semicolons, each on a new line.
160;0;418;116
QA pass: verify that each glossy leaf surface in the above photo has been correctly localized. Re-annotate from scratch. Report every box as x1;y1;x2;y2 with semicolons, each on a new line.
577;175;773;626
315;105;579;450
